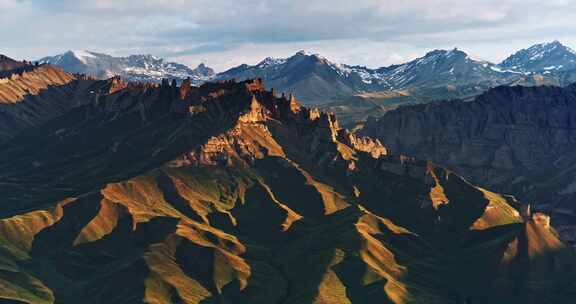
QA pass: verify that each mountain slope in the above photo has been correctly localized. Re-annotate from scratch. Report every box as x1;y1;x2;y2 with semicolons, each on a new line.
361;84;576;246
0;79;573;303
39;51;215;85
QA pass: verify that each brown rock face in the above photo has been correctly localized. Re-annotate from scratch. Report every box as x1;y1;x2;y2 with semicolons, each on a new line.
362;84;576;245
107;76;127;94
337;129;387;158
180;77;192;100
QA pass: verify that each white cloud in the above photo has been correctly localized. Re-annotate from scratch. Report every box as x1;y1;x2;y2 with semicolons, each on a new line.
2;0;576;71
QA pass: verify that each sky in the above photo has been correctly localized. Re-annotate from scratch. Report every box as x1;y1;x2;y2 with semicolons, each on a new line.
2;0;576;71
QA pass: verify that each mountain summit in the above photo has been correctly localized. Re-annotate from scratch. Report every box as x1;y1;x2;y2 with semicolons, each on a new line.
499;41;576;73
376;48;517;89
216;50;376;105
39;51;215;84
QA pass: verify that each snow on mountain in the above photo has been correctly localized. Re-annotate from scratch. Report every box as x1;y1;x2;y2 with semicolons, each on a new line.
256;57;288;68
214;48;524;107
39;51;215;85
499;41;576;73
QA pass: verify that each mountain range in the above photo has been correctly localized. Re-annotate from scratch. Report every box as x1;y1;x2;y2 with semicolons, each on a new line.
216;48;519;101
214;41;576;127
0;54;575;303
39;51;215;85
38;41;576;128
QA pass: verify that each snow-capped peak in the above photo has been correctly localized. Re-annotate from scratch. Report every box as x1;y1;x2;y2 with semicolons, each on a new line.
292;50;328;61
538;40;575;53
295;50;311;56
499;40;576;73
71;50;96;58
526;41;572;59
39;50;215;84
257;57;287;68
465;53;491;64
69;50;97;63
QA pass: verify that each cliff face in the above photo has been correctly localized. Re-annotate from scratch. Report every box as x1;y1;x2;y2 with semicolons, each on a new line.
0;79;573;303
362;84;576;246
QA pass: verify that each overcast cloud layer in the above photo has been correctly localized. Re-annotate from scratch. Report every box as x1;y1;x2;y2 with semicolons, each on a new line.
2;0;576;71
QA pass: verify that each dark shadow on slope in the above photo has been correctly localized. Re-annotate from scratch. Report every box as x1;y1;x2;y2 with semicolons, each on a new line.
333;254;394;304
254;157;326;219
272;207;370;304
64;216;178;304
177;241;291;303
175;239;218;296
209;182;292;247
26;196;179;304
431;223;522;303
31;192;103;256
156;171;204;222
433;168;491;235
0;299;28;304
353;164;436;235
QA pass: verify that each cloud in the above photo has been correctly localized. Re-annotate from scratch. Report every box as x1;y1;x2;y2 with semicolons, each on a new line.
2;0;576;71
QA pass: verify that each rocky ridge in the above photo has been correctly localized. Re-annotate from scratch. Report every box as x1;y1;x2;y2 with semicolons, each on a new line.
0;54;28;71
0;57;112;142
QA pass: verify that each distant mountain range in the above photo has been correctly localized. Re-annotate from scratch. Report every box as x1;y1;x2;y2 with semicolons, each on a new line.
37;41;576;127
216;48;521;102
39;50;215;85
215;41;576;127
